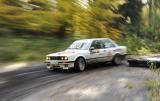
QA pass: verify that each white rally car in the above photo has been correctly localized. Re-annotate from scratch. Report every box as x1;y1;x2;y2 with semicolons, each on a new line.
45;38;127;71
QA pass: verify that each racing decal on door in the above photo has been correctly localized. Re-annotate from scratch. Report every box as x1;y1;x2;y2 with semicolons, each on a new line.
113;49;122;52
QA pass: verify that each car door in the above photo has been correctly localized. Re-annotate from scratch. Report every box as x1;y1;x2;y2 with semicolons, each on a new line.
87;40;105;63
102;39;117;61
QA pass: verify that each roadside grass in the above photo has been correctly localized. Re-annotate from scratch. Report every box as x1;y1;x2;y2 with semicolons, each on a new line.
125;82;134;90
144;62;160;101
144;80;160;101
0;36;74;64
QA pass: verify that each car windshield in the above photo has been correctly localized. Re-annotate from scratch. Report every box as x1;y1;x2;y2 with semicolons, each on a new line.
68;41;87;50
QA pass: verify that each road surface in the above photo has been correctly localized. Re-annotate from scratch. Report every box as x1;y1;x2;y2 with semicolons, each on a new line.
0;63;155;101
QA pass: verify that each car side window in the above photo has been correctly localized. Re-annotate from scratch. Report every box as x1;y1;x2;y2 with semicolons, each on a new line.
103;40;116;48
91;40;104;49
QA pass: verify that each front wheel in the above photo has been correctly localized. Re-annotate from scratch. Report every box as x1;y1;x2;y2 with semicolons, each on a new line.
74;57;86;72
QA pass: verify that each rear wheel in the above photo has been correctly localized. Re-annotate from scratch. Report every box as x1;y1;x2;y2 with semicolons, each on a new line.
74;57;86;72
112;54;123;65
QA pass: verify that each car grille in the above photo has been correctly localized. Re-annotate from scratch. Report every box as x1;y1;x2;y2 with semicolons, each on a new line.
50;56;62;60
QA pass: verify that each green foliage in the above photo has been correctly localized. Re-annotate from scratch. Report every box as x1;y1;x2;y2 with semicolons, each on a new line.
0;36;74;63
0;0;21;6
0;3;69;37
28;0;55;10
141;0;160;42
148;62;160;75
125;82;134;89
117;33;160;55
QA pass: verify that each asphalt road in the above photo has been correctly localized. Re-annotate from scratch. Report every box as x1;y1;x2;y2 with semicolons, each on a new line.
0;63;155;101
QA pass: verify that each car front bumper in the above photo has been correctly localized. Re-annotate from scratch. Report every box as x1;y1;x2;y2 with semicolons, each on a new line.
44;61;74;70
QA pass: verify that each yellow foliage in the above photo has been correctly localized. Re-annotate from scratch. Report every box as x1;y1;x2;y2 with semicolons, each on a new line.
137;47;152;55
0;0;123;38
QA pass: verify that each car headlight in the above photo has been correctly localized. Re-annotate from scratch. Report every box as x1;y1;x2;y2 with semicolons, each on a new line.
61;56;68;60
46;56;50;60
64;56;68;60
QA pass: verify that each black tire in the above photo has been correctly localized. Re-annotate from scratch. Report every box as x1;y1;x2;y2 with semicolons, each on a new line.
112;54;123;65
74;57;86;72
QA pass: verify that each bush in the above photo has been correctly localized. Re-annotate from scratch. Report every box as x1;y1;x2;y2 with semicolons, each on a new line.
117;33;160;55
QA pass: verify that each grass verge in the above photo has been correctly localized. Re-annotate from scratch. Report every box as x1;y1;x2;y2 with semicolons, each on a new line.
125;82;134;90
144;80;160;101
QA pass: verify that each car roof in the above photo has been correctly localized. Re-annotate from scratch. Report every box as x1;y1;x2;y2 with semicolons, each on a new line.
75;38;110;42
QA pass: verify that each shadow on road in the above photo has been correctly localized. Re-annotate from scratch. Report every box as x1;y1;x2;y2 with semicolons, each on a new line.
50;62;119;74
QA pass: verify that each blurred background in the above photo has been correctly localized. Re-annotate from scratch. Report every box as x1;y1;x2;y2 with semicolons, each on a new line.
0;0;160;64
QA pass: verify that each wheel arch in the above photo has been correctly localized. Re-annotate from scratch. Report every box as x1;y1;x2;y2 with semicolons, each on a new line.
112;52;121;59
112;52;126;64
114;52;122;56
75;56;86;63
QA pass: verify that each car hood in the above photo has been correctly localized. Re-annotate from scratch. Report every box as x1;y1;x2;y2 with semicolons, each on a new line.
47;49;84;56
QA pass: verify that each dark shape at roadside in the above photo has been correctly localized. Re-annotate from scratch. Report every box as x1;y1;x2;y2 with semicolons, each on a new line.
128;54;160;68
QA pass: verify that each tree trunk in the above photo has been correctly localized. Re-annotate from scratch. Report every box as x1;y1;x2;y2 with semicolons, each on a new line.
148;0;153;27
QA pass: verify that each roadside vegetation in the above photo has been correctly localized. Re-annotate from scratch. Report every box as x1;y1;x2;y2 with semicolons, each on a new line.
144;62;160;101
145;80;160;101
0;35;74;63
124;82;134;90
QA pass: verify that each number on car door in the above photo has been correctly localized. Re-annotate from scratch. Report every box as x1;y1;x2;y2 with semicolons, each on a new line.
88;40;106;63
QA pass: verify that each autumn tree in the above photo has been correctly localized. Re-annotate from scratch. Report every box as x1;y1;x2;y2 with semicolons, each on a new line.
79;0;123;39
